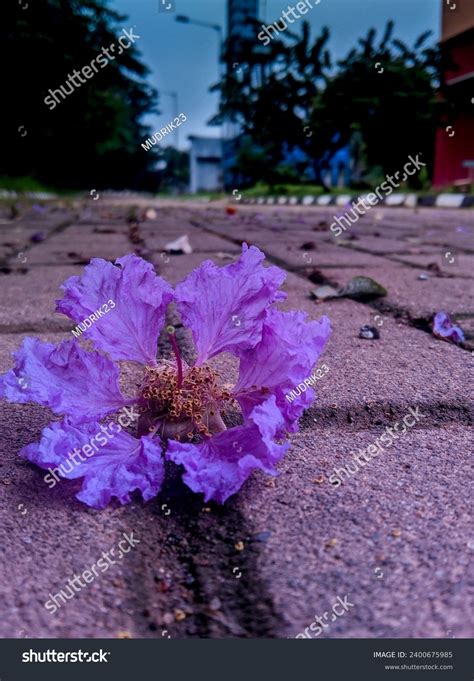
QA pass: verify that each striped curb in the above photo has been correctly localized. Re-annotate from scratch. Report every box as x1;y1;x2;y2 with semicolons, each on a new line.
242;193;474;208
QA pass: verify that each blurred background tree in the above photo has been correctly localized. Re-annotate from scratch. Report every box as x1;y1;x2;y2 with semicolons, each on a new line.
3;0;158;190
213;20;330;186
216;18;446;189
310;22;445;188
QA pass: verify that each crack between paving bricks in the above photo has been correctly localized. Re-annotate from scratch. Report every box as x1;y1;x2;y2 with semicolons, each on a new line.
301;402;473;430
158;496;281;638
0;214;79;269
144;313;282;638
187;217;473;353
0;323;73;334
337;242;474;275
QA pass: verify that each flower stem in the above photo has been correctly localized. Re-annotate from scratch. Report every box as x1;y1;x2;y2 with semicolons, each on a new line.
167;327;183;389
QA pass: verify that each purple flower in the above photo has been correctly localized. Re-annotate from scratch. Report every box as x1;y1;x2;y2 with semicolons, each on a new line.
432;311;465;345
0;246;331;507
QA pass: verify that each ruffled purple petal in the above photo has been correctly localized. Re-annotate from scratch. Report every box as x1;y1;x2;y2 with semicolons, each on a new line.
235;386;315;439
167;396;289;503
0;337;128;422
432;311;465;345
234;308;331;431
21;417;165;508
70;431;165;509
20;418;102;478
175;244;287;364
56;254;174;365
274;384;316;434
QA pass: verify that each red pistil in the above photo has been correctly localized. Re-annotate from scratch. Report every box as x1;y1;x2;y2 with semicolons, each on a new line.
167;326;183;389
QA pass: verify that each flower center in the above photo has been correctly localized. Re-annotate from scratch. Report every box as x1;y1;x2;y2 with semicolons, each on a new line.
140;364;231;439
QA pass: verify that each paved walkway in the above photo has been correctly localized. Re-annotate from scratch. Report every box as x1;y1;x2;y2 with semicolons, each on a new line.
0;199;472;638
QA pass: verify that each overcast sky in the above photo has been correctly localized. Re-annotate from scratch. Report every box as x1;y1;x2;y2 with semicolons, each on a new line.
112;0;440;149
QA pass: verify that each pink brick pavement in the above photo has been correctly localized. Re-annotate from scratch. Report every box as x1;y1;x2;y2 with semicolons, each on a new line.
0;198;472;639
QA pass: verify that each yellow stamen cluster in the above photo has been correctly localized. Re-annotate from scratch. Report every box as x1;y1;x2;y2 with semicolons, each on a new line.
141;365;231;439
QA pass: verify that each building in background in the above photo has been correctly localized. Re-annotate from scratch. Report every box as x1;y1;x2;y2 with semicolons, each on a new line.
188;136;223;193
433;1;474;188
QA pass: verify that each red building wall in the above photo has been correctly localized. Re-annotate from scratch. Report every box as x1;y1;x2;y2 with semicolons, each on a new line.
433;111;474;187
433;5;474;188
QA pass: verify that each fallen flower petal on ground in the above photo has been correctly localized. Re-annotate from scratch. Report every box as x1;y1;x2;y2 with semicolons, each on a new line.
432;311;465;345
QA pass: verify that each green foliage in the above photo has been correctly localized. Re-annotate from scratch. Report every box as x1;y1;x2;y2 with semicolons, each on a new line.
4;0;158;190
217;19;444;188
310;22;444;186
243;183;324;197
0;176;56;193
